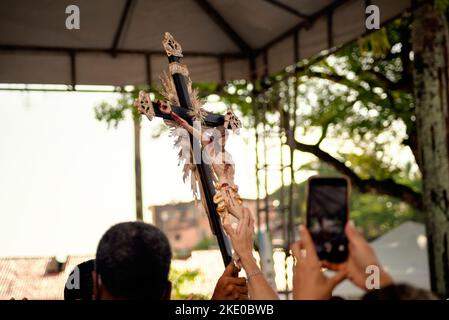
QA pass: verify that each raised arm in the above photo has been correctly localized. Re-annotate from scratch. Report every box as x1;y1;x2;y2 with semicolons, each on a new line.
223;208;279;300
291;225;347;299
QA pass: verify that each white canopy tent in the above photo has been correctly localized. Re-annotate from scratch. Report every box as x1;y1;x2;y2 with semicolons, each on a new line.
332;222;431;298
0;0;412;86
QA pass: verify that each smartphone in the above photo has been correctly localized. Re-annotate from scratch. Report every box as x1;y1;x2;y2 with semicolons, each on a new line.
306;176;349;263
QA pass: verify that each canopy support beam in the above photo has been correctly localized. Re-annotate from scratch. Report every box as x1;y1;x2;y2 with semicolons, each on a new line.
70;51;77;89
111;0;136;55
145;53;152;87
194;0;253;57
258;0;351;54
0;45;245;59
263;0;310;19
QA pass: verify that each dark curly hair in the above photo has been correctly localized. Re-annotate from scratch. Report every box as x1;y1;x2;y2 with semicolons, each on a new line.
362;283;438;300
95;222;172;299
64;259;95;300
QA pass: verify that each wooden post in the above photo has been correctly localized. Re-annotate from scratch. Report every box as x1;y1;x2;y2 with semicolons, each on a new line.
133;115;143;221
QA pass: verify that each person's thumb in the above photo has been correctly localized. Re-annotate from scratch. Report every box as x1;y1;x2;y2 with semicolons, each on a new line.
329;269;347;289
223;262;237;277
345;221;362;243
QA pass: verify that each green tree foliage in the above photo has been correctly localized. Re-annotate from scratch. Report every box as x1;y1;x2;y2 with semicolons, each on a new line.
94;89;143;127
270;161;419;240
302;16;415;151
226;15;423;212
209;16;422;212
193;236;217;251
169;267;208;300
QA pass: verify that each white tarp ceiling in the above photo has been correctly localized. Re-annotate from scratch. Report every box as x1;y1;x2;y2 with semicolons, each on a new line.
0;0;412;86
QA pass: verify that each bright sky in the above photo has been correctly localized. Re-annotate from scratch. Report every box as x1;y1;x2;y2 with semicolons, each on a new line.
0;85;415;258
0;88;302;257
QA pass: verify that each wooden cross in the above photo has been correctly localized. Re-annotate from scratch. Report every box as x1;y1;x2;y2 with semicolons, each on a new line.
134;33;245;266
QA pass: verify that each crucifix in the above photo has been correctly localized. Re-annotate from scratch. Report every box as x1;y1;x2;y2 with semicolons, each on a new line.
134;32;245;267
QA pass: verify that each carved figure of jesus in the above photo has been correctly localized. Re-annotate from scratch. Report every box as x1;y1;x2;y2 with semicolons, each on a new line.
158;103;244;224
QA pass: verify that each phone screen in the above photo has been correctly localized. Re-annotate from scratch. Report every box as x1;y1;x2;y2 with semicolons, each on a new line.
306;177;349;263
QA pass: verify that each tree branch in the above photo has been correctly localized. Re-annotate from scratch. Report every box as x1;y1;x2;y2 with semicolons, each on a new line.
359;69;412;92
306;70;367;92
305;71;389;107
291;138;423;210
316;122;329;146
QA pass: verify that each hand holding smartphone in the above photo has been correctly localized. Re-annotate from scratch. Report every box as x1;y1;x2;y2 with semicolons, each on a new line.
306;176;349;263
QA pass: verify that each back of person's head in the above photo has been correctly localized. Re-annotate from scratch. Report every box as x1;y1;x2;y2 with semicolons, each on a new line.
95;222;172;300
362;283;438;300
64;259;95;300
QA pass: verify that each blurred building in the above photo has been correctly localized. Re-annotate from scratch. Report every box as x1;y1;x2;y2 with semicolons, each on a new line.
151;199;280;256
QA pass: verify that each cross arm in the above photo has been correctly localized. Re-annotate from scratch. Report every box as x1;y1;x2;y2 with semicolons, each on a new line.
152;100;226;127
134;90;226;128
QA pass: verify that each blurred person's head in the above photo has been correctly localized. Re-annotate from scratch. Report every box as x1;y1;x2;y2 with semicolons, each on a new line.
362;283;438;300
93;222;172;300
64;259;95;300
